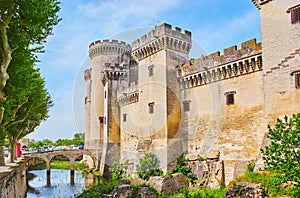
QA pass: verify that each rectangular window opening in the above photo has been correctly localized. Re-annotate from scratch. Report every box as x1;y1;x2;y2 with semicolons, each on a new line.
225;91;236;105
183;100;191;112
295;73;300;89
148;65;154;77
226;94;234;105
99;116;104;124
123;113;127;122
288;4;300;24
148;102;154;114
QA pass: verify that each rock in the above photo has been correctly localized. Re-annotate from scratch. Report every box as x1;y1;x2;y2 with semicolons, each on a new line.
147;173;188;194
147;176;165;194
119;178;131;185
110;184;133;198
225;182;266;198
130;177;146;186
172;173;189;190
104;184;157;198
137;187;157;198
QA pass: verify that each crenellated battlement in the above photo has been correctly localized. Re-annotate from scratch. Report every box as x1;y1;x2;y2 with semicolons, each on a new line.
89;39;131;59
132;23;192;61
178;38;263;89
185;39;261;74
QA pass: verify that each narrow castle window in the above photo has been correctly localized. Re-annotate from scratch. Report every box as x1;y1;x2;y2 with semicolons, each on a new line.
148;65;154;77
295;73;300;89
288;4;300;24
123;113;127;122
99;116;104;124
183;100;191;112
148;102;155;114
225;91;236;105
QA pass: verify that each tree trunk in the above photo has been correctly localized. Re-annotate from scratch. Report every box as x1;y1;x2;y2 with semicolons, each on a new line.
10;140;16;163
0;145;5;166
0;14;13;125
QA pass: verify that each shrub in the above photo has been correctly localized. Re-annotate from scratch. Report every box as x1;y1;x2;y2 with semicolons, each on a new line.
172;154;197;183
136;152;163;180
262;114;300;185
247;160;255;172
75;177;119;197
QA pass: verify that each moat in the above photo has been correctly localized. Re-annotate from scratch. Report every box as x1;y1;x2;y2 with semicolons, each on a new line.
27;169;97;198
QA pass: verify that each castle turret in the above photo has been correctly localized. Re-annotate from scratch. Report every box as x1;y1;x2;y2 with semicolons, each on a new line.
86;40;131;159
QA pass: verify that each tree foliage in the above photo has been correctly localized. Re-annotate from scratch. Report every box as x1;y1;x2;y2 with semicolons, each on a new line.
136;152;163;180
0;0;60;103
262;113;300;184
0;0;60;165
0;47;53;162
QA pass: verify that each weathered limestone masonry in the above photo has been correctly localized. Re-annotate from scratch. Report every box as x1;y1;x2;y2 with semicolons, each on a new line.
179;39;264;185
84;0;300;186
259;0;300;125
252;0;300;169
0;161;27;198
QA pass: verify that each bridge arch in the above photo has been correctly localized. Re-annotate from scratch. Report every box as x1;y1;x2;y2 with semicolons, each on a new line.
24;150;98;173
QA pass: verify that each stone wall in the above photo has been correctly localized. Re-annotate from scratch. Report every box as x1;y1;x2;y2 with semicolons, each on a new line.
0;161;27;198
260;0;300;126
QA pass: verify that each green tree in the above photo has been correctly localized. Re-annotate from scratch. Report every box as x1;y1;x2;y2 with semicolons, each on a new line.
73;133;84;146
262;113;300;184
29;140;45;149
136;152;163;180
0;0;60;165
1;49;52;162
0;0;60;121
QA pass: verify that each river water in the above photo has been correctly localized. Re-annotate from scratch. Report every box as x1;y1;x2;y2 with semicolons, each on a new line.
26;169;97;198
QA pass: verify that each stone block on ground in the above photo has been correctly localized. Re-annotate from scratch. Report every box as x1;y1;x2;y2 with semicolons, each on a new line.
225;182;266;198
147;173;188;194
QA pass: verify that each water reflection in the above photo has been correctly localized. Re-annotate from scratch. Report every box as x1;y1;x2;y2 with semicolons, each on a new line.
27;169;97;198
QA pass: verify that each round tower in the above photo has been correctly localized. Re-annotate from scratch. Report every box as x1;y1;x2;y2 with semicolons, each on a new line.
87;40;131;154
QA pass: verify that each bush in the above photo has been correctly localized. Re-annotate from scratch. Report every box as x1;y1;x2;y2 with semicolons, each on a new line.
234;170;300;197
136;152;163;180
75;177;119;197
111;160;129;180
172;155;197;183
262;114;300;186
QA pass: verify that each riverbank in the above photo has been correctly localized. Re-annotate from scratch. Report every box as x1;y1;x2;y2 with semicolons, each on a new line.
0;159;27;197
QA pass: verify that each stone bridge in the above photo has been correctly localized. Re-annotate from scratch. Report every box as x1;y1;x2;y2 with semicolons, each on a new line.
23;150;98;173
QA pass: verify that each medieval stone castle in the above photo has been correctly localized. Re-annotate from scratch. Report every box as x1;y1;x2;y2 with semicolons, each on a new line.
84;0;300;185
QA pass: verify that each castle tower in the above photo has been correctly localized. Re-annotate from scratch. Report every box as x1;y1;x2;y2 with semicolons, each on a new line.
86;40;131;160
253;0;300;124
252;0;300;170
119;23;191;172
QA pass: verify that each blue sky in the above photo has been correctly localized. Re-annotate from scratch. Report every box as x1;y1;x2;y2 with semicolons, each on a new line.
28;0;261;140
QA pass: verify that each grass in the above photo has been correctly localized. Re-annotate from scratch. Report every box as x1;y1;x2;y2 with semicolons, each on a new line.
232;171;300;197
29;160;88;170
159;188;226;198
